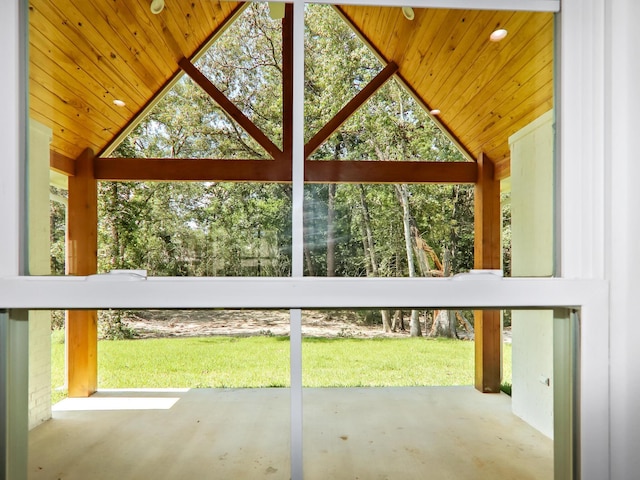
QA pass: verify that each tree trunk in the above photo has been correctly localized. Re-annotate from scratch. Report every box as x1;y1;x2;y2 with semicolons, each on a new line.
430;250;457;338
358;185;392;332
304;246;315;276
392;309;405;332
327;183;336;277
456;311;474;338
381;310;392;333
395;184;421;337
360;230;372;277
358;184;378;276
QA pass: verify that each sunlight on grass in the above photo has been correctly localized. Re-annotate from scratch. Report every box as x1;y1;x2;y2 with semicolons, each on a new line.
52;334;512;404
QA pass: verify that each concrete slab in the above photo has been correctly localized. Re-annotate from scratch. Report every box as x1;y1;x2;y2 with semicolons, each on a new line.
29;387;552;480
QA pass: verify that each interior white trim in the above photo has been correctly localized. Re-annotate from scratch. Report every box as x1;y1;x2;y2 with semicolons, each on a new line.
267;0;561;13
0;276;605;310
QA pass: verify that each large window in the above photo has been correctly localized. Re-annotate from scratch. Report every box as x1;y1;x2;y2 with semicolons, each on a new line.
2;1;615;480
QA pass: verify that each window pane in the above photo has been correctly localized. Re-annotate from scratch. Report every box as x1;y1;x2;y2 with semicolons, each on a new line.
303;183;474;277
301;308;554;479
39;308;291;477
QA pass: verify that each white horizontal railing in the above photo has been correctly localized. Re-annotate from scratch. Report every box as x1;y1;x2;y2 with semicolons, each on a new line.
0;275;604;310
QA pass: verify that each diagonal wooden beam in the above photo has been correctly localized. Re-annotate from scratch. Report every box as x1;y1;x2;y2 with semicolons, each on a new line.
282;3;294;162
179;57;284;161
305;61;399;159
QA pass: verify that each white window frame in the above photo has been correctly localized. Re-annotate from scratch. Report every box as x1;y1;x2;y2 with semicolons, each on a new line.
0;1;613;479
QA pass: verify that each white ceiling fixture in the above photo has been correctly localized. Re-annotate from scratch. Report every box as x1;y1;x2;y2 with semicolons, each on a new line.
489;28;508;42
150;0;164;15
402;7;415;20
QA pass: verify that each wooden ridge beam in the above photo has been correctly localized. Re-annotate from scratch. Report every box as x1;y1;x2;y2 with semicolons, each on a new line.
305;61;399;159
305;160;477;184
50;150;76;176
94;157;291;182
179;57;284;161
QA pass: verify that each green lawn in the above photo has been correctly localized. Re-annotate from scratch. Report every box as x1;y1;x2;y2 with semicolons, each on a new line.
51;333;512;404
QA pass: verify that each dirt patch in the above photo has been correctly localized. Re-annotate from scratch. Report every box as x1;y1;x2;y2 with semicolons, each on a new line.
125;309;403;339
123;309;507;341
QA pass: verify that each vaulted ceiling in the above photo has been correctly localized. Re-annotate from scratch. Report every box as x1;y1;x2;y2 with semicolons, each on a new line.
29;1;553;181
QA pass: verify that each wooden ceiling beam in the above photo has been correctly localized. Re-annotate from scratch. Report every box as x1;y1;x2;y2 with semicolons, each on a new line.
94;158;290;182
305;160;477;184
305;61;398;159
179;57;284;161
94;156;476;184
50;151;76;177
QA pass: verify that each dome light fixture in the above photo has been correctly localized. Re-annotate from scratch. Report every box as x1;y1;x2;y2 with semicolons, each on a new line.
489;28;508;42
429;109;441;116
402;7;415;21
113;99;126;108
150;0;164;15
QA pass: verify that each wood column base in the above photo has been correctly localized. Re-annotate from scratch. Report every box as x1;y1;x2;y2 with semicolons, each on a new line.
474;309;502;393
66;310;98;397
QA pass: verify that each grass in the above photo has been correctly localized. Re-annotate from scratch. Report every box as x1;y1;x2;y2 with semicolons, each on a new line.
51;334;512;404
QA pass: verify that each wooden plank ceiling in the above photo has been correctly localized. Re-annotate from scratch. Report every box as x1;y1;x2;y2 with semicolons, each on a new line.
29;0;242;161
30;1;553;181
336;6;554;179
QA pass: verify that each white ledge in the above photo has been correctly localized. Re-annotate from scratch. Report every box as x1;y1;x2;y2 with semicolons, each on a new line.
0;276;607;310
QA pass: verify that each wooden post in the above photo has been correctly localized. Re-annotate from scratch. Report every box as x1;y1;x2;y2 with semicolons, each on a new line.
66;148;98;397
474;152;502;393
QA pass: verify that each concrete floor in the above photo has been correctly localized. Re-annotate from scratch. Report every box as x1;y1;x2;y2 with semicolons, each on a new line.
29;387;553;480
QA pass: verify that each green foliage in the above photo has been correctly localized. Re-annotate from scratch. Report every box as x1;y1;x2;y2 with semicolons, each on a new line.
50;310;65;331
502;191;512;277
501;382;513;396
99;310;138;340
49;187;67;275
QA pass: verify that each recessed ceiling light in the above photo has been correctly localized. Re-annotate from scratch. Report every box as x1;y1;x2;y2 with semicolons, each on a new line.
150;0;164;15
113;99;126;107
430;109;441;116
490;29;508;42
402;7;415;21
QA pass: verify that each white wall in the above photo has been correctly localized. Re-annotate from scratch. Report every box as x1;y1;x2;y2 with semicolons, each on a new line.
28;119;52;429
509;110;555;438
